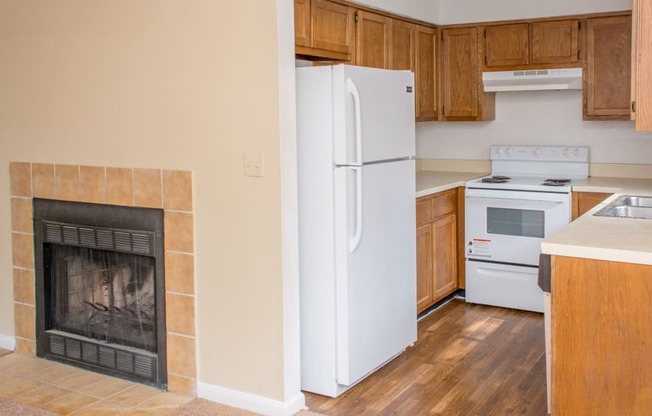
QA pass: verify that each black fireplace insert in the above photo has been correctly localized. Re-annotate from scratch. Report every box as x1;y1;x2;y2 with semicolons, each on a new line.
33;198;166;388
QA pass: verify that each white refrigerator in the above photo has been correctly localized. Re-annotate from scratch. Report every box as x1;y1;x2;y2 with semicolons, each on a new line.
296;64;417;397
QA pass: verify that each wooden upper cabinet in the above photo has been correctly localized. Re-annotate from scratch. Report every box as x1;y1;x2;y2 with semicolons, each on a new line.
415;25;437;121
531;19;580;65
440;27;495;121
584;15;632;120
389;19;415;71
294;0;311;48
632;0;652;130
355;10;391;68
484;23;529;68
295;0;354;61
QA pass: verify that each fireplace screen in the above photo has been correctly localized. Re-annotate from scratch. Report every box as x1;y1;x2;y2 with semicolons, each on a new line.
34;198;166;388
46;244;157;352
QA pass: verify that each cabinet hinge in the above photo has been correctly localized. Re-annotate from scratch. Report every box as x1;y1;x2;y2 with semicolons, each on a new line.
578;21;581;30
484;29;487;38
441;31;444;41
484;56;488;65
577;50;582;61
354;12;358;23
632;101;637;113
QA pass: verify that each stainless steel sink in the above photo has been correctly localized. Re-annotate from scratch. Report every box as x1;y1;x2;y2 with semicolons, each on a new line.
620;195;652;207
594;195;652;219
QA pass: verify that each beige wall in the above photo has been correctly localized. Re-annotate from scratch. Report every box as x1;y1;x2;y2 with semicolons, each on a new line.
0;0;294;402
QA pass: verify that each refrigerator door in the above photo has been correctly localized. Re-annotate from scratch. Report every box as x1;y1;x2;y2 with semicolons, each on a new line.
333;158;417;386
333;65;415;165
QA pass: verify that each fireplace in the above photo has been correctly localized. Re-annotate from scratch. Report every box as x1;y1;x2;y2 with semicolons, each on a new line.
33;198;167;388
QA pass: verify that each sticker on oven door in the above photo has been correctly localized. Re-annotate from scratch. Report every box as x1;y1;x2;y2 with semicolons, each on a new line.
468;238;492;257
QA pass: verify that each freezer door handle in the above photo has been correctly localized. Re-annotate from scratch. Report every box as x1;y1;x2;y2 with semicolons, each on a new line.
346;78;363;166
349;166;363;253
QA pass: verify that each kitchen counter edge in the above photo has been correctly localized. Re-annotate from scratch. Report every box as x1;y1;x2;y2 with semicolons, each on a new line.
416;171;488;198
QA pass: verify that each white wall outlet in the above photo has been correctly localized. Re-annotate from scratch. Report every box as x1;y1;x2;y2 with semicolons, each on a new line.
244;153;265;177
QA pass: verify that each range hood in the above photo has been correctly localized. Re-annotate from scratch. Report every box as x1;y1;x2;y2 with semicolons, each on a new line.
482;68;583;92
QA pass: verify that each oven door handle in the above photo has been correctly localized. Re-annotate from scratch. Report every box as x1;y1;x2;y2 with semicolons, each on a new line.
465;195;567;206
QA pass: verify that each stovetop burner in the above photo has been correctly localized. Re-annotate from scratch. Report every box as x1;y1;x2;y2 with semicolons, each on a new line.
481;175;511;184
542;178;572;186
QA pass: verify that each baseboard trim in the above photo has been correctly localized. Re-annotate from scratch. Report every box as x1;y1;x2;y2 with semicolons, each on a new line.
197;381;306;416
0;334;16;351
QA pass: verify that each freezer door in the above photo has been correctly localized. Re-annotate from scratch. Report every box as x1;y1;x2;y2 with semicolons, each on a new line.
334;159;417;386
333;65;415;165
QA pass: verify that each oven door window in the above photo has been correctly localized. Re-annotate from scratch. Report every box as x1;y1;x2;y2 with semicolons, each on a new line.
486;207;545;238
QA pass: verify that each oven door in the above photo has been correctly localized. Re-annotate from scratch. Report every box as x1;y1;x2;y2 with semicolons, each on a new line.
465;188;570;266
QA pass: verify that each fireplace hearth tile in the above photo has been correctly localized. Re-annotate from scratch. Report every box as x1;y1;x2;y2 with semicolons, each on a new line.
134;168;163;208
164;252;195;295
107;383;162;407
163;170;193;211
14;338;36;356
166;374;196;398
32;163;55;199
55;164;80;201
9;162;32;197
164;212;194;253
79;376;134;399
11;233;34;269
166;334;196;378
11;197;33;232
165;294;195;336
13;269;35;305
106;167;134;206
80;165;106;204
40;391;99;415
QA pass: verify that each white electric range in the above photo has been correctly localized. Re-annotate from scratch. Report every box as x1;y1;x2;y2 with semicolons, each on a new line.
464;145;589;312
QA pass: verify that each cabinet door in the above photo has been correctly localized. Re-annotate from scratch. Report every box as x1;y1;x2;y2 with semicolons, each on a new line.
633;0;652;130
572;192;613;220
416;223;433;313
355;10;391;68
484;23;529;68
311;0;354;56
584;16;632;120
390;19;414;71
432;214;458;302
531;20;580;65
294;0;311;48
415;25;437;121
440;27;482;120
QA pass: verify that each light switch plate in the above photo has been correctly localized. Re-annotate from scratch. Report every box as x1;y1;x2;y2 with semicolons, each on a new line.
244;153;265;177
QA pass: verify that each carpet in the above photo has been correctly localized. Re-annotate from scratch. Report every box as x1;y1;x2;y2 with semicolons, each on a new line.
0;397;56;416
169;398;325;416
0;396;324;416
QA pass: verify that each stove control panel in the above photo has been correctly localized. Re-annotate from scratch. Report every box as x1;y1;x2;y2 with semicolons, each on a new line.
491;145;589;162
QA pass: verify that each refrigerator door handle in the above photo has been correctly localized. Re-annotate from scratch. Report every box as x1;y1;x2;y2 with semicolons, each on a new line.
349;166;363;253
346;78;363;165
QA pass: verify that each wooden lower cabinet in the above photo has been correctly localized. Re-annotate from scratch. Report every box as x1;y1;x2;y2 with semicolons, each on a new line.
571;191;613;220
551;255;652;414
416;188;460;313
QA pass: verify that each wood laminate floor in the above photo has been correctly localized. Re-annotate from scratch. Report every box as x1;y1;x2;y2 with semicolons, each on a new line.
305;299;547;416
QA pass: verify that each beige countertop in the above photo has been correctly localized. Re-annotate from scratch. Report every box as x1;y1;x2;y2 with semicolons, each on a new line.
416;171;487;198
543;176;652;265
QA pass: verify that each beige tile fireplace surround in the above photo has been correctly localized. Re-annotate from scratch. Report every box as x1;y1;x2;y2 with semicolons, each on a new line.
9;162;197;397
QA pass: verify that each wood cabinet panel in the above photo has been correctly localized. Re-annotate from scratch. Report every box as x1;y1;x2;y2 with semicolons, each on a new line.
416;223;433;313
632;0;652;130
571;191;613;220
440;27;495;121
294;0;311;48
416;189;460;313
390;19;414;71
415;25;437;121
531;19;580;65
355;10;390;68
440;27;479;119
552;256;652;414
432;214;457;301
584;15;632;120
306;0;354;60
484;23;529;68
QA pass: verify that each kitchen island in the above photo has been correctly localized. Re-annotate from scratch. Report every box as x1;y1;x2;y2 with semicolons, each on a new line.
542;176;652;415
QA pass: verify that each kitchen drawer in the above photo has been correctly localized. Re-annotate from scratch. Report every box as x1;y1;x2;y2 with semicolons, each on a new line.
416;197;432;226
432;189;457;218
